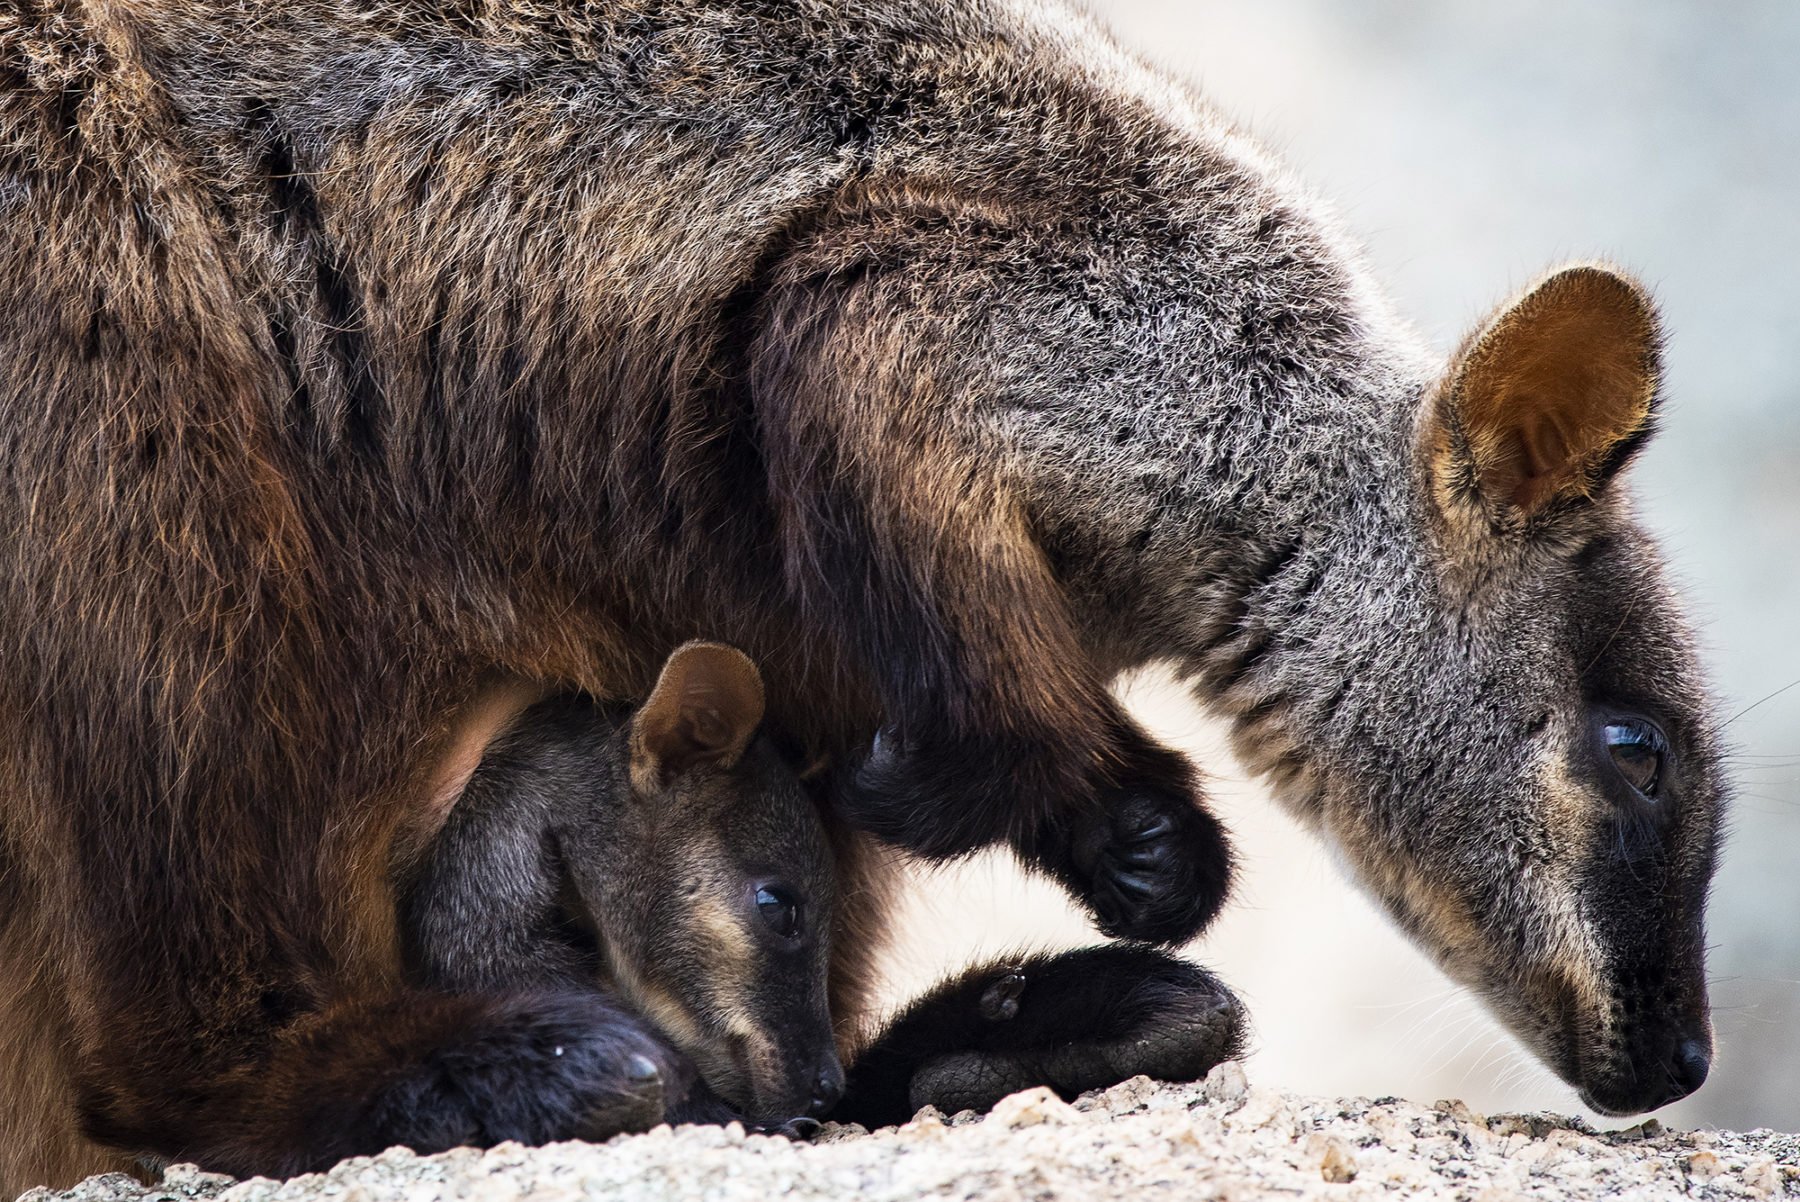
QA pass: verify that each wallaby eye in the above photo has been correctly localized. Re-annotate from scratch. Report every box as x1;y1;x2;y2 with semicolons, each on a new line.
754;885;801;939
1603;718;1666;799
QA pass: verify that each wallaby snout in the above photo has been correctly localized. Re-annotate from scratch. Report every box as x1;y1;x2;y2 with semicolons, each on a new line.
810;1054;847;1117
1579;1024;1711;1116
724;1026;844;1120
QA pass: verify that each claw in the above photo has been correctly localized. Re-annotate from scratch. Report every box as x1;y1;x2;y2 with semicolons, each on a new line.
1106;870;1158;896
978;971;1027;1021
1119;844;1171;868
756;1115;822;1140
1125;814;1176;842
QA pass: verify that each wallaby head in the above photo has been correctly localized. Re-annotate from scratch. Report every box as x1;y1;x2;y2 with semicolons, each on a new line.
1219;265;1722;1115
576;643;843;1121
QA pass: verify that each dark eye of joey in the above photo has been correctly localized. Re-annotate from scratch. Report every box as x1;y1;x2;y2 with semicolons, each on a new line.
1603;717;1667;799
754;884;801;940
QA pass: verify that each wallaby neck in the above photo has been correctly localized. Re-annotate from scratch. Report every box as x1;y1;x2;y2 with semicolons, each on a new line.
1009;294;1441;824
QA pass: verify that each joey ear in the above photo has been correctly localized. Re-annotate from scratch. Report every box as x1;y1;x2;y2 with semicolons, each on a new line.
630;642;766;787
1427;264;1661;523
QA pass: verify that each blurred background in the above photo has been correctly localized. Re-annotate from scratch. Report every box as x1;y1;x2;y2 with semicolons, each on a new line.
879;2;1800;1135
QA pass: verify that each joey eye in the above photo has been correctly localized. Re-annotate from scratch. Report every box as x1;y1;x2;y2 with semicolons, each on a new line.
753;885;801;940
1603;718;1666;799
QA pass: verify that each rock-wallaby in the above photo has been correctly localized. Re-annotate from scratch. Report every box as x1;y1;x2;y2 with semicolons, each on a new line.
401;642;844;1134
0;0;1723;1187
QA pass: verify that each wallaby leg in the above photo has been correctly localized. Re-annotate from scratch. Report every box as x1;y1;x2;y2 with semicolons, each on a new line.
832;945;1245;1128
844;714;1233;944
757;289;1233;945
767;448;1230;940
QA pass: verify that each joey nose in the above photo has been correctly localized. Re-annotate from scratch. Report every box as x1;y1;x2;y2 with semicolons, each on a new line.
809;1057;845;1116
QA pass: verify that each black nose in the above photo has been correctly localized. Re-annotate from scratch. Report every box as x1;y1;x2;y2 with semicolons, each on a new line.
1670;1038;1711;1097
1640;1035;1713;1111
808;1057;845;1116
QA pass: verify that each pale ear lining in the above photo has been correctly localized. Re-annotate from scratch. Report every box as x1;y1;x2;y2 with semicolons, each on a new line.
629;641;767;787
1431;264;1662;521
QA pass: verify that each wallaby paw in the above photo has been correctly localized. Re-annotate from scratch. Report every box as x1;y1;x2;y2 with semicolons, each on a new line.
1048;971;1247;1091
363;993;695;1151
1076;786;1231;944
905;951;1247;1116
1099;986;1244;1084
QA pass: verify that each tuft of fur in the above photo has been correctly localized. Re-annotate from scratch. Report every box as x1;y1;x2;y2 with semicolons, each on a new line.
0;0;1724;1187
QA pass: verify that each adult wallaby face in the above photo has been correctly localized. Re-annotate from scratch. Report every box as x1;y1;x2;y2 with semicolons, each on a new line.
594;645;842;1122
1200;266;1722;1115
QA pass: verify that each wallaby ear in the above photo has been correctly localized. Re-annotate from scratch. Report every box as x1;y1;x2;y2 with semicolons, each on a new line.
1428;264;1661;523
630;641;766;787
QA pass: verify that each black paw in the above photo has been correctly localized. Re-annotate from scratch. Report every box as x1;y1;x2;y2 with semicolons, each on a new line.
903;947;1247;1117
838;946;1246;1130
1071;783;1232;945
366;993;693;1152
909;1051;1036;1116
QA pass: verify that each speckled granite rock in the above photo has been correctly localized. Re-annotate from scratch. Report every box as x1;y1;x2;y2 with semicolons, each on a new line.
25;1066;1799;1202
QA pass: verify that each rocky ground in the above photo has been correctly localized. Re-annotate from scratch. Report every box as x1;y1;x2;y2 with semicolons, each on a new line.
30;1066;1799;1202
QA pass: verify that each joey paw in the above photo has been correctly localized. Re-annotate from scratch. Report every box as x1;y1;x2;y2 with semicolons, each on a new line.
362;993;693;1154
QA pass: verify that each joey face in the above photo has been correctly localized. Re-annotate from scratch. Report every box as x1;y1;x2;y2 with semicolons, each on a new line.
592;643;842;1122
1243;267;1725;1115
605;739;840;1121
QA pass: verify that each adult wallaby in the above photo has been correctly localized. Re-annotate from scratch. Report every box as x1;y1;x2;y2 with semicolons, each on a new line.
0;0;1722;1188
401;642;844;1137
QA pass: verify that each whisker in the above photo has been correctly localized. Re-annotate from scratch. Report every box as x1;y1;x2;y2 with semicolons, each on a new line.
1723;677;1800;729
